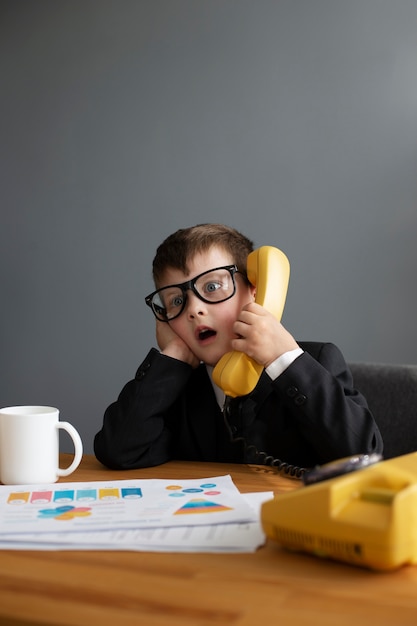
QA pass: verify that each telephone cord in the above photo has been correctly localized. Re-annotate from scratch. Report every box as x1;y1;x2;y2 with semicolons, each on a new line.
222;399;308;480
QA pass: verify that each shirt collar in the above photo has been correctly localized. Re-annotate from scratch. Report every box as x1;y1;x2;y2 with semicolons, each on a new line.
205;364;226;409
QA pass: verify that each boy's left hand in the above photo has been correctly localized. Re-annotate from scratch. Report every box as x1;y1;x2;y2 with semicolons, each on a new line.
230;302;299;368
156;320;200;368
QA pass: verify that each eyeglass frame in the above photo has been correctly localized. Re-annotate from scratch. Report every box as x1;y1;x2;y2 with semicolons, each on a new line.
145;264;243;322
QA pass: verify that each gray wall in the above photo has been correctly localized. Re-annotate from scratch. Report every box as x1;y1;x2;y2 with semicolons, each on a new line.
1;1;416;453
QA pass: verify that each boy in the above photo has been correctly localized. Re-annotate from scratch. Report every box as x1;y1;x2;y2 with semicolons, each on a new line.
94;224;383;475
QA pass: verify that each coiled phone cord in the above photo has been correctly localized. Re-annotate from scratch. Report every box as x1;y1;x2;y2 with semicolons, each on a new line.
244;443;307;479
222;398;307;480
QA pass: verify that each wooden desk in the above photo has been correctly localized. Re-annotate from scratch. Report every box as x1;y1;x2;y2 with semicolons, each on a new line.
1;455;417;626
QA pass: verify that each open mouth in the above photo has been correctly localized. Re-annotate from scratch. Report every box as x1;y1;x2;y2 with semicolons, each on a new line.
197;328;217;342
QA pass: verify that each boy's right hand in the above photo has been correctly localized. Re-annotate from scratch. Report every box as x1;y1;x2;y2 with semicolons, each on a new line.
156;321;200;368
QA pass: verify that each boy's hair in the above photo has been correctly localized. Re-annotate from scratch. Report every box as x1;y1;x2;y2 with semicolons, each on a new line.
152;223;254;286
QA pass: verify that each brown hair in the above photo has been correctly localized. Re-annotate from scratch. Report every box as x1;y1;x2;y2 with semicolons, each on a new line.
152;223;254;286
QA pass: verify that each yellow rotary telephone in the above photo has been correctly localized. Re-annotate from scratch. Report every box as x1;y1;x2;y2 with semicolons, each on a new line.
262;452;417;571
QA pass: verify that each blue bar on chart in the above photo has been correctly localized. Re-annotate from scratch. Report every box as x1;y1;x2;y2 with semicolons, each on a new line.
53;490;75;503
76;489;97;501
121;487;142;499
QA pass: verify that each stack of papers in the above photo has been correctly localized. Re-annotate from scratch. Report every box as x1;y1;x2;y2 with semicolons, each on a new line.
0;475;272;553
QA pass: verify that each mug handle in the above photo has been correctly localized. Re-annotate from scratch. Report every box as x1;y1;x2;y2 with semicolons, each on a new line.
56;421;83;477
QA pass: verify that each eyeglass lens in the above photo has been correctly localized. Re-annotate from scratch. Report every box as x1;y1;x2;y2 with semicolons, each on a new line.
151;267;236;320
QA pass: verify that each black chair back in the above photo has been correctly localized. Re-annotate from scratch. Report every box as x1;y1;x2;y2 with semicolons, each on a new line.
349;362;417;459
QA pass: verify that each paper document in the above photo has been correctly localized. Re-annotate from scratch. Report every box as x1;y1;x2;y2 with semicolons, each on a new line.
0;475;272;553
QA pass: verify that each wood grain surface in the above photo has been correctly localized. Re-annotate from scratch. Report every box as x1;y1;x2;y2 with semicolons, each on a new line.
1;455;416;626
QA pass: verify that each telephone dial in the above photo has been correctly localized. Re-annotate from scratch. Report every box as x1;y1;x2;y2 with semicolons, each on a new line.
212;245;290;397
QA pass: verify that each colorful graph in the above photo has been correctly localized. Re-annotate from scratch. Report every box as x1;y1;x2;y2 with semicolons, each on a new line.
7;486;142;506
174;498;233;515
166;483;220;498
38;505;92;521
0;476;252;543
163;481;234;515
3;478;238;534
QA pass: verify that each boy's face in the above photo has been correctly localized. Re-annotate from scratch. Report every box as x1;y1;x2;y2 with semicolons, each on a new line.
159;246;255;367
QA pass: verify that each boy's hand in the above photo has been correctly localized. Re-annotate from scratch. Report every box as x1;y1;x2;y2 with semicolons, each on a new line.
231;302;299;368
156;321;200;368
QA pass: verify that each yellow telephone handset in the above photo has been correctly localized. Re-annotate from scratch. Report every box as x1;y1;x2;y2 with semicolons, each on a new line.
212;246;290;397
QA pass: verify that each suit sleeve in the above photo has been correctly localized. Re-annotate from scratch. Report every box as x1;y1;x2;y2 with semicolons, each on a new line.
94;349;193;469
272;342;384;463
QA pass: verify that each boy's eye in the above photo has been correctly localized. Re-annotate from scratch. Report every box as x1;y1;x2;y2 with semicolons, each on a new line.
158;290;185;316
164;293;185;313
171;295;184;307
205;281;221;293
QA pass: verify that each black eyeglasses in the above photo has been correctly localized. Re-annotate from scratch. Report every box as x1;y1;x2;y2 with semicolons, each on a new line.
145;265;240;322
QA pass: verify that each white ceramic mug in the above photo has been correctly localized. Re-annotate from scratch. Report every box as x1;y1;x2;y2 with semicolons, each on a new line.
0;406;83;485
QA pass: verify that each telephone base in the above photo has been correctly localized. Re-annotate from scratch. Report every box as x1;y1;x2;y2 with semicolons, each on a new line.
261;452;417;571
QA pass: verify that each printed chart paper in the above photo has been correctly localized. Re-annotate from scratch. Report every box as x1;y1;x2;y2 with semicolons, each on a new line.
0;476;272;552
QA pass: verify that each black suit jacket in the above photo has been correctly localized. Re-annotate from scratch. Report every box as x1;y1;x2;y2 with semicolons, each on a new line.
94;342;383;471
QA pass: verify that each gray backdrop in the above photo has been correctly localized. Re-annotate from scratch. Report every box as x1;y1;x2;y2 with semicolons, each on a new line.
1;1;416;453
